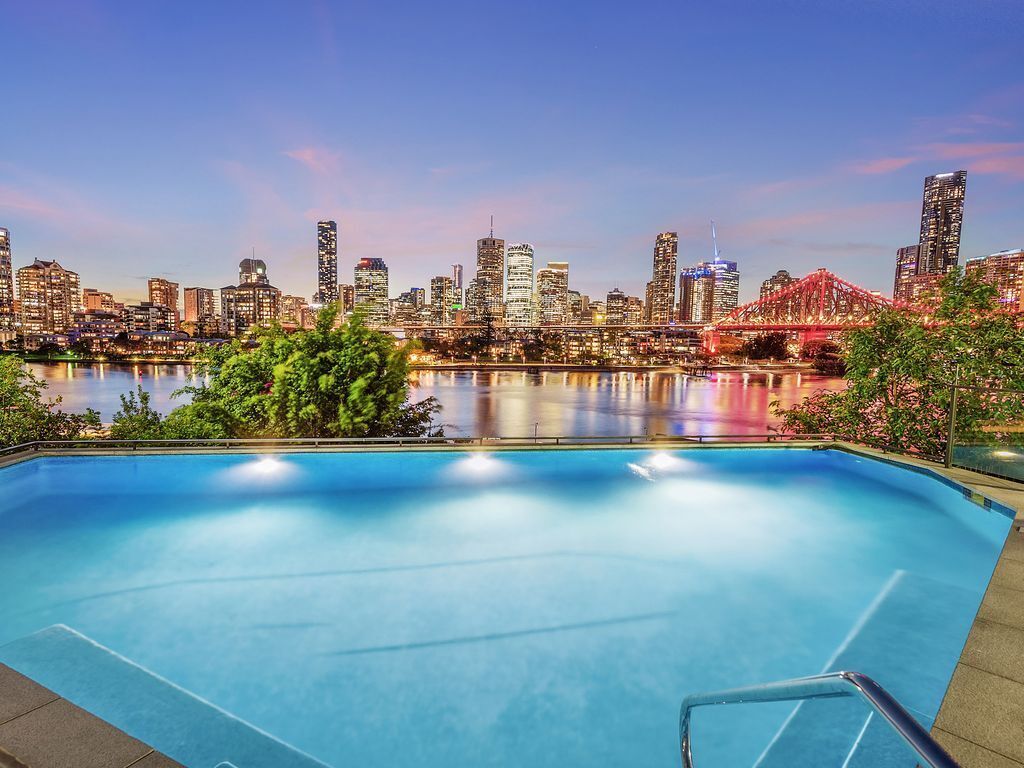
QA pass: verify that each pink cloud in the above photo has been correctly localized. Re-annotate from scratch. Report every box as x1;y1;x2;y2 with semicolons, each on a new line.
925;141;1024;159
849;156;917;175
283;146;343;175
965;155;1024;180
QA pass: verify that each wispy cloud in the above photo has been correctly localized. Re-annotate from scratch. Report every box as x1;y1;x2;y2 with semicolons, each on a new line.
283;146;344;176
849;156;917;175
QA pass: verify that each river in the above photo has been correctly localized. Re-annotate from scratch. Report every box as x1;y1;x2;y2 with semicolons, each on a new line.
26;362;844;438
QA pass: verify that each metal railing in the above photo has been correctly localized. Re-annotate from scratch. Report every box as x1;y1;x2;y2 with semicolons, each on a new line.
0;433;839;459
678;671;959;768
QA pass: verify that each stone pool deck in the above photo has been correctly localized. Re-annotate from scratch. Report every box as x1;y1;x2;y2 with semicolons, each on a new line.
0;439;1021;767
0;663;183;768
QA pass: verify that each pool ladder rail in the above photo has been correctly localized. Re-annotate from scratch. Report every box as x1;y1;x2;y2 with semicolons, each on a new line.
679;670;960;767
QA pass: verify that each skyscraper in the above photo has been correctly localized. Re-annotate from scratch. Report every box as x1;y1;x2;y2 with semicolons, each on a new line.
354;257;389;326
0;228;14;332
649;232;678;324
606;288;627;325
430;275;454;326
504;243;535;327
893;245;921;302
451;263;464;310
537;262;569;325
678;258;739;323
317;221;339;304
16;260;81;335
474;222;504;321
183;287;215;323
221;259;281;335
707;258;740;320
965;249;1024;312
918;171;967;276
760;269;796;301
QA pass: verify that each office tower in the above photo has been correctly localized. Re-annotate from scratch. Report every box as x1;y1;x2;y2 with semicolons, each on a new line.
450;263;464;309
567;290;583;323
409;287;426;308
0;228;13;332
83;289;117;313
16;259;82;335
504;243;535;327
452;263;463;289
239;258;269;285
474;222;505;321
893;245;921;302
678;266;714;323
430;275;455;326
644;281;654;322
965;249;1024;312
316;221;339;305
919;171;967;276
707;258;740;320
354;257;389;326
221;259;281;335
649;232;678;324
337;283;355;313
606;288;627;325
537;262;569;325
760;269;796;301
183;287;215;323
624;295;644;325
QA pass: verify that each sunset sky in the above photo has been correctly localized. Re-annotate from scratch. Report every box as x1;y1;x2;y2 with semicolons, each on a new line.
2;0;1022;304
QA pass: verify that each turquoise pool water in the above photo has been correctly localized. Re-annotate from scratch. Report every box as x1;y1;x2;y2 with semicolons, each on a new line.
0;448;1010;766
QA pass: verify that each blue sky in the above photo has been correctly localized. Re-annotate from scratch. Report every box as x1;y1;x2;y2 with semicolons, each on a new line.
2;0;1022;304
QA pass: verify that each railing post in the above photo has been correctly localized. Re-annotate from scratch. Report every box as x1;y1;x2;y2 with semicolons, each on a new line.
945;363;960;469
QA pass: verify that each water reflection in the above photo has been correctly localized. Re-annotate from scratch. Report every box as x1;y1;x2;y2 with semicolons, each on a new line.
28;363;844;437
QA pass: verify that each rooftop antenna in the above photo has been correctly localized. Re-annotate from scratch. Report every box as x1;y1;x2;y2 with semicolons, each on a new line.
711;220;720;261
490;214;494;238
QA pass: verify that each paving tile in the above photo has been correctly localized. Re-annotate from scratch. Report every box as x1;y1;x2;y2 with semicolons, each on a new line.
127;753;186;768
978;584;1024;631
0;699;151;768
0;665;58;726
934;664;1024;764
932;728;1023;768
960;619;1024;686
1001;524;1024;563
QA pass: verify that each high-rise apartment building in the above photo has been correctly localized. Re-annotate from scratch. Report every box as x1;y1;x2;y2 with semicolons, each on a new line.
0;228;13;332
221;259;281;335
474;225;505;322
338;283;355;313
678;258;739;323
279;295;309;328
317;221;339;304
82;288;117;313
148;277;179;327
567;290;584;324
624;295;644;325
966;249;1024;312
760;270;796;301
893;245;921;302
430;275;454;326
451;264;464;310
707;258;740;320
125;302;175;332
649;232;678;324
504;243;535;327
354;257;389;326
16;259;82;335
606;288;627;325
183;287;216;323
537;262;569;325
919;171;967;276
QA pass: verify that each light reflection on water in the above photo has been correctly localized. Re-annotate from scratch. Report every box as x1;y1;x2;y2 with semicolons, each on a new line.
26;362;844;436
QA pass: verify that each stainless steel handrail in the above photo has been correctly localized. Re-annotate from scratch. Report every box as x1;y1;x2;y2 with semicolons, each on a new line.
679;671;959;768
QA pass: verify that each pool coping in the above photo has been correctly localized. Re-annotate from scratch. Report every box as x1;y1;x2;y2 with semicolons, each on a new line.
1;439;1022;767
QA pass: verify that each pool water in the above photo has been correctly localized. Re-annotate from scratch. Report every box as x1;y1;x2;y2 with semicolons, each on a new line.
0;448;1010;766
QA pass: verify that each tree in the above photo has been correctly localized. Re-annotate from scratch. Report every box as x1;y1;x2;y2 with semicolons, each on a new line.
0;356;99;447
742;332;790;360
109;387;165;440
774;271;1024;456
170;306;442;438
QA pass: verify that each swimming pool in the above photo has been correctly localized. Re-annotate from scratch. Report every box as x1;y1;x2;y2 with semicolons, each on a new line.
0;448;1010;766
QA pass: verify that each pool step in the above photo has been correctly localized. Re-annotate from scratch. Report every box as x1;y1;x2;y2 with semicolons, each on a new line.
754;571;981;768
0;625;331;768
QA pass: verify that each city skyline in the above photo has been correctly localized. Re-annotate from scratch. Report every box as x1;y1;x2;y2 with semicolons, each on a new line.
1;2;1022;305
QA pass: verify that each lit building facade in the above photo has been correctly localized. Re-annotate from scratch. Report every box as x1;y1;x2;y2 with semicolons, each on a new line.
966;249;1024;312
893;245;921;302
649;232;678;324
537;262;569;325
707;258;739;320
16;259;81;335
148;278;179;327
919;171;967;276
760;269;795;301
183;287;215;323
221;259;281;335
83;288;117;313
279;294;309;328
504;243;535;327
430;275;454;326
317;220;339;304
338;283;355;314
606;288;626;325
0;228;13;332
473;230;505;322
126;302;176;332
354;257;389;326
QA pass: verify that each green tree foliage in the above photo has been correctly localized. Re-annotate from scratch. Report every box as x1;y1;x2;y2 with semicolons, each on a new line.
774;271;1024;456
109;387;165;440
742;332;790;360
110;307;442;440
0;356;99;447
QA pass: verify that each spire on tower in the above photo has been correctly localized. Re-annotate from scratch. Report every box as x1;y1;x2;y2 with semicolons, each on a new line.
490;215;494;238
711;220;720;261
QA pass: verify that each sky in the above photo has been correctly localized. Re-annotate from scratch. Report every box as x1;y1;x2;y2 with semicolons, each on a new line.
1;0;1023;305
